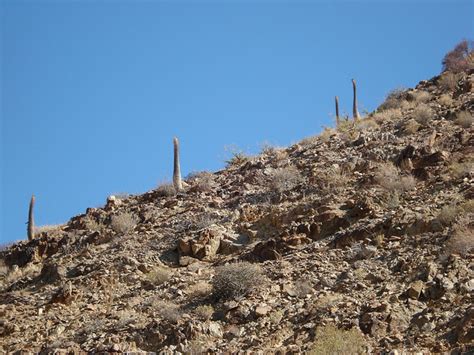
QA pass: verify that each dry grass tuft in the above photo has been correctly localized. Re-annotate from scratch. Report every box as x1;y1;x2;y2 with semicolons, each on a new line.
411;91;431;103
309;324;366;355
110;212;138;234
372;108;403;123
186;281;213;300
156;181;177;197
374;163;416;193
412;104;433;125
194;304;214;320
378;88;407;111
212;262;265;300
269;166;303;193
446;214;473;257
455;111;473;128
155;300;181;323
187;171;216;193
438;72;462;91
438;94;454;107
146;266;172;286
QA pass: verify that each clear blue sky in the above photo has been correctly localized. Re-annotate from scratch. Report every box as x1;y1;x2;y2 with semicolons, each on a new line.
1;0;473;243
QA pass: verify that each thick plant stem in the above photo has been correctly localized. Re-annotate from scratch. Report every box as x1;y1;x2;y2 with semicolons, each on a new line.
352;79;360;121
173;137;183;192
27;195;35;241
335;96;340;126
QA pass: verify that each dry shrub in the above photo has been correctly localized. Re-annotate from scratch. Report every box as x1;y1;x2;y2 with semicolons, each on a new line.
319;127;336;142
455;111;473;128
299;135;319;147
295;280;313;298
318;165;350;193
438;72;462;91
146;266;172;285
356;117;379;131
411;91;431;103
156;182;177;197
374;163;416;193
0;259;9;277
194;304;214;320
35;224;63;234
437;204;459;226
187;171;216;193
212;262;265;300
442;40;474;73
438;94;453;106
269;166;303;193
373;108;403;123
84;216;105;232
448;159;473;179
155;300;181;323
412;104;433;125
446;214;473;257
400;119;421;135
110;212;138;234
378;88;407;111
310;324;366;355
186;281;212;299
224;145;251;167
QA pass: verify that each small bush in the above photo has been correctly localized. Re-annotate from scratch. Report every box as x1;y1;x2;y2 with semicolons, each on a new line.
355;117;379;131
442;40;474;73
110;212;138;234
412;104;433;125
448;160;473;179
224;145;251;167
378;88;407;111
156;182;177;197
374;163;416;193
146;266;172;285
455;111;473;128
411;91;431;103
187;171;216;193
309;324;366;355
186;281;212;299
373;108;403;123
155;301;181;323
437;204;459;226
446;214;473;257
269;166;303;193
438;72;462;91
438;94;453;106
194;304;214;320
212;262;265;300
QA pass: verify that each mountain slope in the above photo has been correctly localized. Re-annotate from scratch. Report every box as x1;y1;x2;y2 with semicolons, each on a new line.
1;69;473;353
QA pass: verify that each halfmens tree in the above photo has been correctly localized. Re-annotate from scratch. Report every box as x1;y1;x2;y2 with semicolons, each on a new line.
27;195;35;241
335;96;340;127
173;137;183;192
352;79;360;120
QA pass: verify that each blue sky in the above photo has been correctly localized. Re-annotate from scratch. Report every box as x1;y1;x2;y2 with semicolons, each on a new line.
1;0;473;243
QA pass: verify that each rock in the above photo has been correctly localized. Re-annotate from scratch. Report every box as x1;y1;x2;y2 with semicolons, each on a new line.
255;305;271;317
40;262;66;284
462;279;474;293
454;307;474;344
206;322;223;338
406;280;424;300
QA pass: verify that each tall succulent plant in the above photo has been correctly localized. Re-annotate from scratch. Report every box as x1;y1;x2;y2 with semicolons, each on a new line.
335;96;340;126
352;79;360;120
173;137;183;192
27;195;35;241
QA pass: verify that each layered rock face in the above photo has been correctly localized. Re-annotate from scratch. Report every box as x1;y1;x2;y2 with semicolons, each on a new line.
1;70;473;353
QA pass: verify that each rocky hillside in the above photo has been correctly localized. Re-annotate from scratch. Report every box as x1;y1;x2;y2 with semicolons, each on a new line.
1;67;473;353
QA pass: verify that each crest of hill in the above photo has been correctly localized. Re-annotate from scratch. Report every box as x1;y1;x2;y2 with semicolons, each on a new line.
0;55;473;353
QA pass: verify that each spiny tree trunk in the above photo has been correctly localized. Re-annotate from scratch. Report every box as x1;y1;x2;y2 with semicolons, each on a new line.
335;96;340;127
